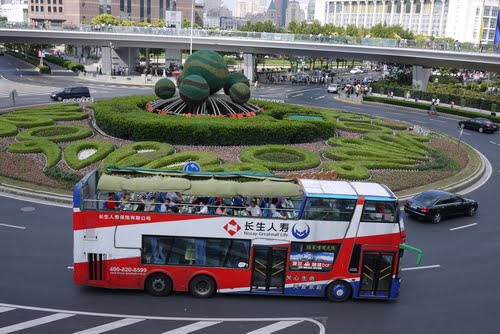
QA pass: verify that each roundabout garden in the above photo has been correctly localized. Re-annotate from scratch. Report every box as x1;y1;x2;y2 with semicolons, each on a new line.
0;50;475;194
0;97;472;194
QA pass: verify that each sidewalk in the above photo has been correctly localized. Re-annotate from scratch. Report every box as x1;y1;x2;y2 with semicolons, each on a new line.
77;71;177;86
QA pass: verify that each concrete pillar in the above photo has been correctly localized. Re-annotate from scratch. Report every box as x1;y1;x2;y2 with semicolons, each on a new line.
412;65;432;90
341;1;345;25
409;0;415;29
145;48;150;68
243;53;256;83
101;46;113;76
428;0;435;35
349;1;353;25
356;1;361;26
111;47;140;74
164;49;182;69
364;0;369;27
382;1;386;23
390;0;395;25
417;0;424;34
438;0;446;37
399;0;404;25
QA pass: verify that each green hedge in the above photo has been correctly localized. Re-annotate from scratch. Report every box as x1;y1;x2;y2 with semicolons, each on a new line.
100;141;175;171
45;166;82;188
143;151;220;170
7;140;61;168
37;65;51;74
363;96;500;123
203;163;270;173
44;54;85;71
2;115;55;128
240;145;320;171
335;121;393;134
16;125;93;143
93;96;337;145
0;121;18;137
64;140;115;170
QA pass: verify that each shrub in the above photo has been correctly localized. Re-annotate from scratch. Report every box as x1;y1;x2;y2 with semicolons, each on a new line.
100;141;175;171
2;115;55;128
7;140;61;168
322;162;370;180
93;96;337;145
335;121;393;134
37;65;51;74
203;163;270;173
44;54;85;72
16;125;93;143
143;151;220;169
64;140;115;170
0;121;18;137
240;145;320;171
45;166;82;188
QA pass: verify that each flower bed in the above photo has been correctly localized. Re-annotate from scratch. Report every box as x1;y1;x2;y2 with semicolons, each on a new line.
240;145;321;171
64;140;115;170
7;140;61;168
16;125;93;143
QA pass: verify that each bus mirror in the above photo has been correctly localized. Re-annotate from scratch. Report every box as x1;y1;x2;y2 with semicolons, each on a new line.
238;262;248;268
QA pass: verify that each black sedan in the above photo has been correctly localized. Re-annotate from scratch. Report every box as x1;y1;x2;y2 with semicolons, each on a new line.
458;118;499;133
404;190;478;224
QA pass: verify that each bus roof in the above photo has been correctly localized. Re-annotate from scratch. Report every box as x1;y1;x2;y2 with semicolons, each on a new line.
299;179;396;199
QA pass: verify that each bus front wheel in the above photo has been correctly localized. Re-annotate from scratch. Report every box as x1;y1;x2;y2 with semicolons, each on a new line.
145;273;172;297
326;281;352;302
189;275;216;298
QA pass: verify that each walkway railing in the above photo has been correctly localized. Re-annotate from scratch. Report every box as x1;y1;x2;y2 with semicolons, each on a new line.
0;22;497;55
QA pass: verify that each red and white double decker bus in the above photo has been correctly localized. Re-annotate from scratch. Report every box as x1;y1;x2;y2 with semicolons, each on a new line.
73;167;422;302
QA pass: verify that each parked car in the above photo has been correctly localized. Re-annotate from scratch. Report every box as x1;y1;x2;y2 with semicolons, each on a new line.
327;84;340;94
350;68;363;74
458;118;499;133
51;87;91;101
404;190;478;224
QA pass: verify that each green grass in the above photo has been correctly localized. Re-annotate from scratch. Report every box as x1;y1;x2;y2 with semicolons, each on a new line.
240;145;320;171
64;140;115;170
16;125;93;143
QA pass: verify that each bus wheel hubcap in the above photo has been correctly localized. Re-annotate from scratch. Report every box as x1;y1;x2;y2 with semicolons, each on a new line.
153;279;165;291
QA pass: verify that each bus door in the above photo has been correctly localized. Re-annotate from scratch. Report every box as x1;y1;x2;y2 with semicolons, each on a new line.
251;246;287;293
359;248;396;298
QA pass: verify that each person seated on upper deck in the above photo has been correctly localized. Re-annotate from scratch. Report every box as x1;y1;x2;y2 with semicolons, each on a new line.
246;200;262;217
120;193;132;211
144;196;156;212
160;198;175;213
197;200;209;214
216;202;227;215
105;192;120;210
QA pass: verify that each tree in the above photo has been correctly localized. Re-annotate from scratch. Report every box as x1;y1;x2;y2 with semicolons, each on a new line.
91;14;120;26
182;18;200;29
0;17;7;23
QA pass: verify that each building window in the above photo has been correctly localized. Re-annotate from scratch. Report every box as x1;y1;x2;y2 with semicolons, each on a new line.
59;6;62;12
53;6;56;11
484;6;491;16
492;9;498;17
48;6;51;12
40;0;43;3
31;5;34;10
41;6;44;11
35;5;38;10
31;0;33;3
59;0;62;4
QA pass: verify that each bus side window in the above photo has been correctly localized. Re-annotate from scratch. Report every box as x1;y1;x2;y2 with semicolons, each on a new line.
349;245;362;273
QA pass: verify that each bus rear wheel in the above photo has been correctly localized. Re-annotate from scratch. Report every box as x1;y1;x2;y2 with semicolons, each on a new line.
189;275;216;298
145;273;172;297
326;281;352;302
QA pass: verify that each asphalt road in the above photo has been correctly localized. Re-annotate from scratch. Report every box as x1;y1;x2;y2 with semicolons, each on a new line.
0;56;499;334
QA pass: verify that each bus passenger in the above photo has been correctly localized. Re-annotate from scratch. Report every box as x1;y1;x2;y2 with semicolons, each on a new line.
105;192;119;210
216;202;227;215
160;198;174;212
246;200;262;217
120;193;132;211
144;197;156;212
198;201;209;214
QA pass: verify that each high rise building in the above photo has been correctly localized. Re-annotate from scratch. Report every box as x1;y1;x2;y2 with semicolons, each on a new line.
314;0;500;44
235;0;265;17
307;0;315;22
203;0;221;13
275;0;288;26
1;0;27;22
285;0;304;26
27;0;204;26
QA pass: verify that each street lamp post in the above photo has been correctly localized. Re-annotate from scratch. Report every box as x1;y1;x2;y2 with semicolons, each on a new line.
190;0;194;55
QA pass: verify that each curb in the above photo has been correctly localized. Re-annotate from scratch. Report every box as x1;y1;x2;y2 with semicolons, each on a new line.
334;96;363;105
362;101;467;120
0;184;72;206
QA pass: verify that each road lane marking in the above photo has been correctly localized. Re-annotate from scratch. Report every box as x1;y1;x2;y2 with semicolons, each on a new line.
0;223;26;229
461;132;471;136
315;96;325;100
0;303;326;334
161;321;222;334
449;223;478;231
0;307;14;313
73;318;145;334
489;141;497;145
246;321;304;334
0;313;75;333
290;93;303;97
401;265;441;271
67;266;74;270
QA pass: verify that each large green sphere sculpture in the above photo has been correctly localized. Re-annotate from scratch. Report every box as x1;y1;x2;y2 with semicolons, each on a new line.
229;82;251;105
182;50;229;94
154;78;176;99
178;74;210;106
223;72;250;95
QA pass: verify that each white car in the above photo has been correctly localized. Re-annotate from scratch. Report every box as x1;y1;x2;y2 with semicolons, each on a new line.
327;84;340;93
350;68;363;74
